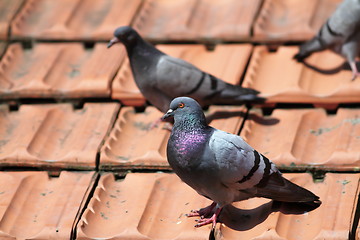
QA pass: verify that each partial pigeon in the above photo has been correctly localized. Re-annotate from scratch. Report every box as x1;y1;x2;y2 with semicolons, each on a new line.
108;26;264;113
294;0;360;80
162;97;321;229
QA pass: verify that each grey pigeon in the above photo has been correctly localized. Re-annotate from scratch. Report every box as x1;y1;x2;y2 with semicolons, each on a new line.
162;97;321;229
294;0;360;80
108;26;264;113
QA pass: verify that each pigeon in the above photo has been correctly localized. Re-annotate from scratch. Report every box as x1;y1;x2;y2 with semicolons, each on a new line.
294;0;360;80
108;26;264;113
162;96;321;229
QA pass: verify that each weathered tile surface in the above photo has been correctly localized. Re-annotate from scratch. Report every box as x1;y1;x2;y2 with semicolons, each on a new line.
11;0;142;40
0;103;119;169
112;44;253;106
0;171;95;239
253;0;341;41
243;46;360;105
0;43;124;99
241;108;360;171
100;105;246;170
77;172;360;239
133;0;262;41
0;0;24;40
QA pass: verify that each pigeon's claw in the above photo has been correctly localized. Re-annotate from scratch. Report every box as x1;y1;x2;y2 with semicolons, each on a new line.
349;61;360;81
351;71;360;81
194;205;222;229
186;202;217;218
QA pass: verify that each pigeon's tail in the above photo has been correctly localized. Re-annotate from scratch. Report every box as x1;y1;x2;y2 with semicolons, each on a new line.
213;84;266;105
294;37;328;62
256;171;320;203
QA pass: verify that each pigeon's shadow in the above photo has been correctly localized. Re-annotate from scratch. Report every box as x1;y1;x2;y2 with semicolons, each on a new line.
206;111;280;126
217;200;320;231
301;59;360;75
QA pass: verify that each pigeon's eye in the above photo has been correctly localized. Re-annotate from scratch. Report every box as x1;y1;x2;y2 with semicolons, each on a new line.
178;103;185;108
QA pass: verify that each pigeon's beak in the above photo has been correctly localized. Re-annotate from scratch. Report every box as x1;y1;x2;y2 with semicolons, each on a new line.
107;37;120;48
162;109;174;120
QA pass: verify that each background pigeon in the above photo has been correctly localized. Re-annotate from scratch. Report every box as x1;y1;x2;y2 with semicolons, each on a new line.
294;0;360;80
162;97;321;229
108;26;264;113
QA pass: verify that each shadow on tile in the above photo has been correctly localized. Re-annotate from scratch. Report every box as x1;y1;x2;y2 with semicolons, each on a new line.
218;200;320;231
300;60;360;76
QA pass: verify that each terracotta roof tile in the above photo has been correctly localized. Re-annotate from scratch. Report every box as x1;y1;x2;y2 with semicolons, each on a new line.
112;44;253;105
0;103;119;169
100;105;246;170
0;43;124;99
10;0;142;41
0;171;95;239
133;0;262;42
76;172;360;239
0;0;24;40
243;46;360;105
241;108;360;171
253;0;341;42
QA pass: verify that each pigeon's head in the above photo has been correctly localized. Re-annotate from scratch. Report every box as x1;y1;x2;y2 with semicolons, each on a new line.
108;26;138;48
162;97;206;124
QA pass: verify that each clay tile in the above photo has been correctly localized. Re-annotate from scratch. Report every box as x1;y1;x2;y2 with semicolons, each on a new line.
133;0;262;41
0;171;95;239
10;0;142;41
0;103;119;169
241;108;360;171
0;0;23;40
76;172;360;239
0;43;125;99
100;105;246;170
112;44;253;106
253;0;341;42
243;46;360;105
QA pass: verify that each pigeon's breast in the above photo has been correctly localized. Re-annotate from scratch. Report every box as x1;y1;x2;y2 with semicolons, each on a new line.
169;130;208;167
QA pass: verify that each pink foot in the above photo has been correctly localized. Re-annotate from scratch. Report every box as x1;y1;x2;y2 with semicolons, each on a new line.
194;206;222;229
186;202;216;218
349;61;360;81
351;72;360;81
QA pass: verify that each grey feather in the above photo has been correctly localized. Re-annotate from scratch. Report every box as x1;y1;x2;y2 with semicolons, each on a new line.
108;26;265;112
163;97;320;220
294;0;360;80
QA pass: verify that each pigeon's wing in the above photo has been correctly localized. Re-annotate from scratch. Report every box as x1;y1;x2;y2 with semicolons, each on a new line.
155;55;225;97
208;130;319;203
208;129;276;191
155;56;263;105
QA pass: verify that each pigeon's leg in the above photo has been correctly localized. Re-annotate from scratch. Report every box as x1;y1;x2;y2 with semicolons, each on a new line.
349;61;360;81
194;206;223;229
186;202;216;218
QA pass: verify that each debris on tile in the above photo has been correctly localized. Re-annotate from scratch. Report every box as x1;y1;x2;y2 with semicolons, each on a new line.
241;108;360;170
243;46;360;105
11;0;142;40
0;43;124;99
133;0;262;41
100;105;246;170
76;173;213;239
253;0;341;41
77;172;359;239
0;103;119;169
112;44;253;105
0;171;95;239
